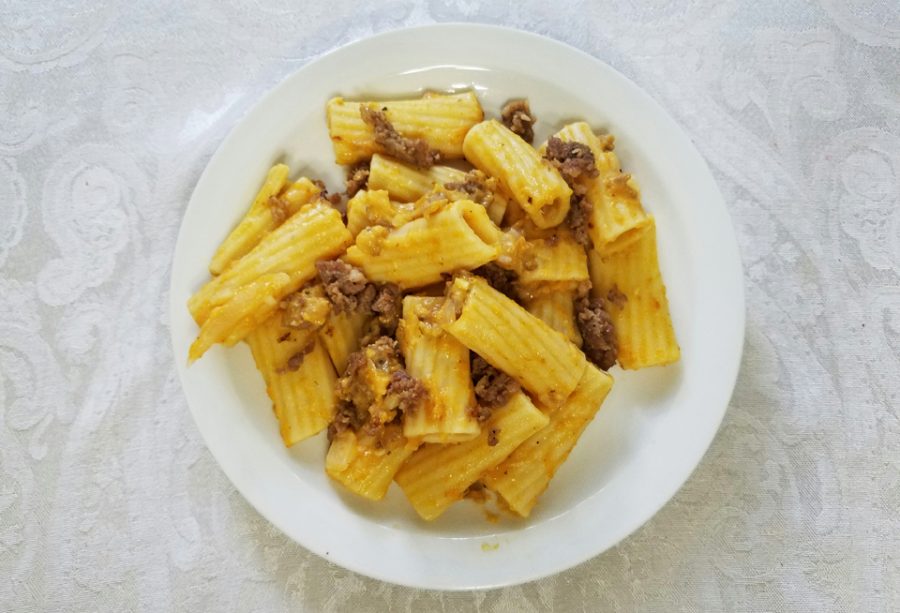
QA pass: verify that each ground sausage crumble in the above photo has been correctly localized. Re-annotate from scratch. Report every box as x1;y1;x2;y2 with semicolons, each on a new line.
500;99;536;144
575;294;618;370
360;105;440;169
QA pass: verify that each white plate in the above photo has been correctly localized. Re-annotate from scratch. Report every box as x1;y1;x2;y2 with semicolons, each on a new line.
169;24;744;590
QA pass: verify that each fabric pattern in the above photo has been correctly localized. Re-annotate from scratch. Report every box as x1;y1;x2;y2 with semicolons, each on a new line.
2;1;899;610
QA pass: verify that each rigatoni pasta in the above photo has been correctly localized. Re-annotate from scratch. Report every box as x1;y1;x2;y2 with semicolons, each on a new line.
188;272;291;362
551;121;651;255
367;153;509;225
188;200;352;325
345;189;401;237
588;217;679;368
185;88;680;521
482;364;613;516
368;153;465;201
344;199;501;289
521;288;583;346
208;167;321;275
516;231;589;285
326;91;483;165
398;296;479;443
394;391;549;520
463;119;572;228
439;274;586;408
245;314;337;446
326;428;419;500
318;308;372;374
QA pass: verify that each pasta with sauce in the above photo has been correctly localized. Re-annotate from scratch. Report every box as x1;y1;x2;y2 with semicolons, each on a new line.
185;89;679;519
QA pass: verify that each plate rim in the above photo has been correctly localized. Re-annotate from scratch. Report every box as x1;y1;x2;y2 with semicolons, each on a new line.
168;22;745;590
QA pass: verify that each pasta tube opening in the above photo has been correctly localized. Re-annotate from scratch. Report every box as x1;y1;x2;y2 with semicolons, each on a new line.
460;201;503;247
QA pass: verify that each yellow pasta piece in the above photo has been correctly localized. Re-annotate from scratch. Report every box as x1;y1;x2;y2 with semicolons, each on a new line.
318;308;372;374
483;364;613;516
345;189;404;237
552;122;651;255
521;288;582;346
326;91;484;165
344;199;500;289
517;231;589;285
502;198;527;226
208;164;289;275
188;272;291;362
398;296;479;443
209;168;322;275
463;119;572;229
245;315;337;446
326;428;419;500
484;192;509;227
188;201;352;324
368;153;465;201
395;391;549;520
588;217;679;368
439;274;586;408
367;154;508;225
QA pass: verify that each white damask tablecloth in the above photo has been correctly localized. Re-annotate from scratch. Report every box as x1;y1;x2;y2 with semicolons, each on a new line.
2;1;899;611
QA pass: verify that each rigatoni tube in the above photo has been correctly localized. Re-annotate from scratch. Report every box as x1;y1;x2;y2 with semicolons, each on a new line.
439;274;586;408
483;364;613;516
398;296;480;443
188;200;352;324
463;119;571;228
394;391;549;520
587;217;679;369
344;199;501;289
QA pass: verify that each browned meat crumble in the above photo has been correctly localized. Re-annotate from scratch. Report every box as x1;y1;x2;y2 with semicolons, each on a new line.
315;260;375;314
370;283;402;335
470;355;520;421
575;295;618;370
360;105;440;169
473;263;518;299
312;179;344;207
277;341;316;374
328;336;428;445
543;136;599;187
444;169;495;207
345;161;370;197
500;99;536;144
565;193;594;248
384;370;427;415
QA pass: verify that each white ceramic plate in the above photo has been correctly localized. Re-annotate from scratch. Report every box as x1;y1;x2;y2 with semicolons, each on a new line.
169;24;744;590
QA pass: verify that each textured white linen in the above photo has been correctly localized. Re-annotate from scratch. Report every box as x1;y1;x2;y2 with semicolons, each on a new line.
2;1;899;610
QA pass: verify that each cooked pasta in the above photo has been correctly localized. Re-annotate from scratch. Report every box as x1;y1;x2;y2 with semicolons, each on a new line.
588;217;679;368
318;308;372;374
188;200;352;325
245;314;337;446
550;122;651;255
344;199;501;289
326;428;419;500
185;87;681;520
208;167;321;276
439;274;586;408
521;288;583;346
483;364;613;516
367;153;508;224
398;296;480;442
394;391;549;520
463;119;572;228
326;91;483;165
